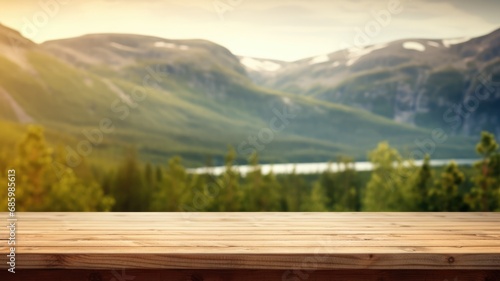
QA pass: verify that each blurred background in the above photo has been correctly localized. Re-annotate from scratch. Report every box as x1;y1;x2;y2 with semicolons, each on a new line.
0;0;499;212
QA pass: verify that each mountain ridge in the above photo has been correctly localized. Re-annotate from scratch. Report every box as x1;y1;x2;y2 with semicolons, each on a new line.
0;23;481;166
241;27;500;138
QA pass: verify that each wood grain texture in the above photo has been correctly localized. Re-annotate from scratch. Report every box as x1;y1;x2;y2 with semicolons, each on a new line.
1;270;500;281
1;213;499;270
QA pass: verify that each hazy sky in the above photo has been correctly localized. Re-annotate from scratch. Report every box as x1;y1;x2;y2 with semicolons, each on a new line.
1;0;499;61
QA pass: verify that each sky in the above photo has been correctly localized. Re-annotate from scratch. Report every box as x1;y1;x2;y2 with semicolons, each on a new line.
0;0;499;61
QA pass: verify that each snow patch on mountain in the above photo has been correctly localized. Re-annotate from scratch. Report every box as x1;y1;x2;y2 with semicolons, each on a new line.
403;42;426;52
442;37;471;48
154;42;190;51
427;41;441;48
240;57;282;72
309;55;329;65
346;43;388;66
154;42;176;48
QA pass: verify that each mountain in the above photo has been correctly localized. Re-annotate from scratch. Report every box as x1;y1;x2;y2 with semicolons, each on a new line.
0;23;478;166
242;28;500;137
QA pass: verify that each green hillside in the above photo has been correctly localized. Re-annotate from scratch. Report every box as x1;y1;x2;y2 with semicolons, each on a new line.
0;24;478;168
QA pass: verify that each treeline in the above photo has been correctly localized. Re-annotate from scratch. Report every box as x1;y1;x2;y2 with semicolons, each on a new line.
1;126;499;212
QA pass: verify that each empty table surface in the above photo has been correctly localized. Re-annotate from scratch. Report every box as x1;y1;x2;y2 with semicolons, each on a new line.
1;212;500;270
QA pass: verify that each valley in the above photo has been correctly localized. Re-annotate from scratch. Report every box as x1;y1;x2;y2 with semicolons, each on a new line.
0;23;496;168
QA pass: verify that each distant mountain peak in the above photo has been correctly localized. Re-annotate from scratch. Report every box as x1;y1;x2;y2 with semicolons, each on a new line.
0;23;36;49
41;32;243;73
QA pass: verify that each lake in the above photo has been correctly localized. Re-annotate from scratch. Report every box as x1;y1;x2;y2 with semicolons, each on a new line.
188;159;478;176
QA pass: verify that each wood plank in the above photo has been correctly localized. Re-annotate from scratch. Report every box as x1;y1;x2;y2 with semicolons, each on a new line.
4;212;499;221
1;212;499;270
2;270;500;281
8;239;500;247
6;234;500;241
4;253;500;270
5;246;500;254
7;229;500;233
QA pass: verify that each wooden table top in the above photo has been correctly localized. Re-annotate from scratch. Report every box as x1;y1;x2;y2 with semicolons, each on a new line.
1;212;500;270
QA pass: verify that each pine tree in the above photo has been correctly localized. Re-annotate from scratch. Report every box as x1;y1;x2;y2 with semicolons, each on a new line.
14;126;52;210
321;157;361;211
363;142;414;211
48;168;115;211
10;126;114;211
301;183;328;211
243;153;261;211
112;147;144;211
429;162;465;211
410;155;433;211
142;162;155;208
243;153;281;211
208;146;242;211
465;132;500;211
155;165;164;184
262;172;285;211
151;157;191;211
283;167;309;211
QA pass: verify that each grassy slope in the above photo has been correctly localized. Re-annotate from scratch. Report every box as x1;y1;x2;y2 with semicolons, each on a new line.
0;33;479;167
